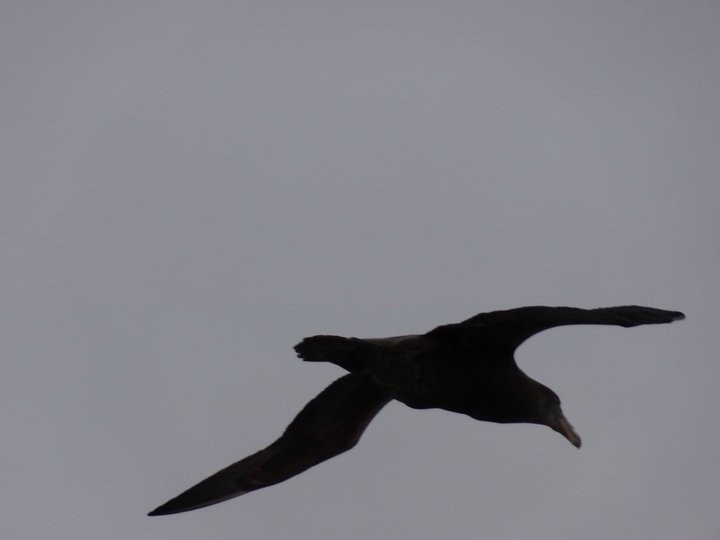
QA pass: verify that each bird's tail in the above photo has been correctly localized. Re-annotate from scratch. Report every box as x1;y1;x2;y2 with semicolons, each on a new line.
294;335;379;374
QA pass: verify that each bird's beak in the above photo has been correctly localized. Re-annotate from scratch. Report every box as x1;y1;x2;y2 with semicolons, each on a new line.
551;413;582;448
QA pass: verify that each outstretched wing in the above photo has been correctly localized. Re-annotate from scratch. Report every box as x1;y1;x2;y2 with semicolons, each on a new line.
149;374;392;516
455;305;684;351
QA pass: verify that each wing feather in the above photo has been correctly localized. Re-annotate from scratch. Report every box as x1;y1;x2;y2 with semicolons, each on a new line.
149;374;391;515
454;305;684;350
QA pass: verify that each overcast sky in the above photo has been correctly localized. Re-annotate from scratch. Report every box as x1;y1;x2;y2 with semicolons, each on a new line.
2;2;718;539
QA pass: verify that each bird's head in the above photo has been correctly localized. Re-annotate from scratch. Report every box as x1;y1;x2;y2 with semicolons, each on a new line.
532;384;582;448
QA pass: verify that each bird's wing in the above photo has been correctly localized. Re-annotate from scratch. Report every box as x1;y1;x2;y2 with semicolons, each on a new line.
148;374;392;516
455;305;684;350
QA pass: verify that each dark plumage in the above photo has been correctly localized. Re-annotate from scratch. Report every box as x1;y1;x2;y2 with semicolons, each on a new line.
149;305;683;516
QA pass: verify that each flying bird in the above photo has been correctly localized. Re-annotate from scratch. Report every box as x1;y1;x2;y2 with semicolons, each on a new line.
149;305;683;516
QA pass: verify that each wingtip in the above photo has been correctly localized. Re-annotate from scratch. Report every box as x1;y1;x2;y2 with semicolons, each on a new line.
147;490;219;516
147;497;217;516
147;465;255;517
147;501;182;517
621;306;686;324
147;491;237;516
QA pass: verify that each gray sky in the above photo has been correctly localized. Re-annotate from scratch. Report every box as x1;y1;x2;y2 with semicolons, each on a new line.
1;2;718;539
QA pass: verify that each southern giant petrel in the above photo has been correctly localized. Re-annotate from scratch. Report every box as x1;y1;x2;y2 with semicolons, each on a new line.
149;305;683;516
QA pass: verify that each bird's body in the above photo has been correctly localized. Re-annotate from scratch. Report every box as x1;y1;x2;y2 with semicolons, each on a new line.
149;305;684;516
299;332;529;422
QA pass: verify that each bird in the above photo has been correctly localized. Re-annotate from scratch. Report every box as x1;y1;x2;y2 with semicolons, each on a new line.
148;305;684;516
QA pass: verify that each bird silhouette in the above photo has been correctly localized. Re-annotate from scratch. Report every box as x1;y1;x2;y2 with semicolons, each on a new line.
149;305;683;516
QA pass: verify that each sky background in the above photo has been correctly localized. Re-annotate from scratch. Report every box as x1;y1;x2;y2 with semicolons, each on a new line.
1;2;718;539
